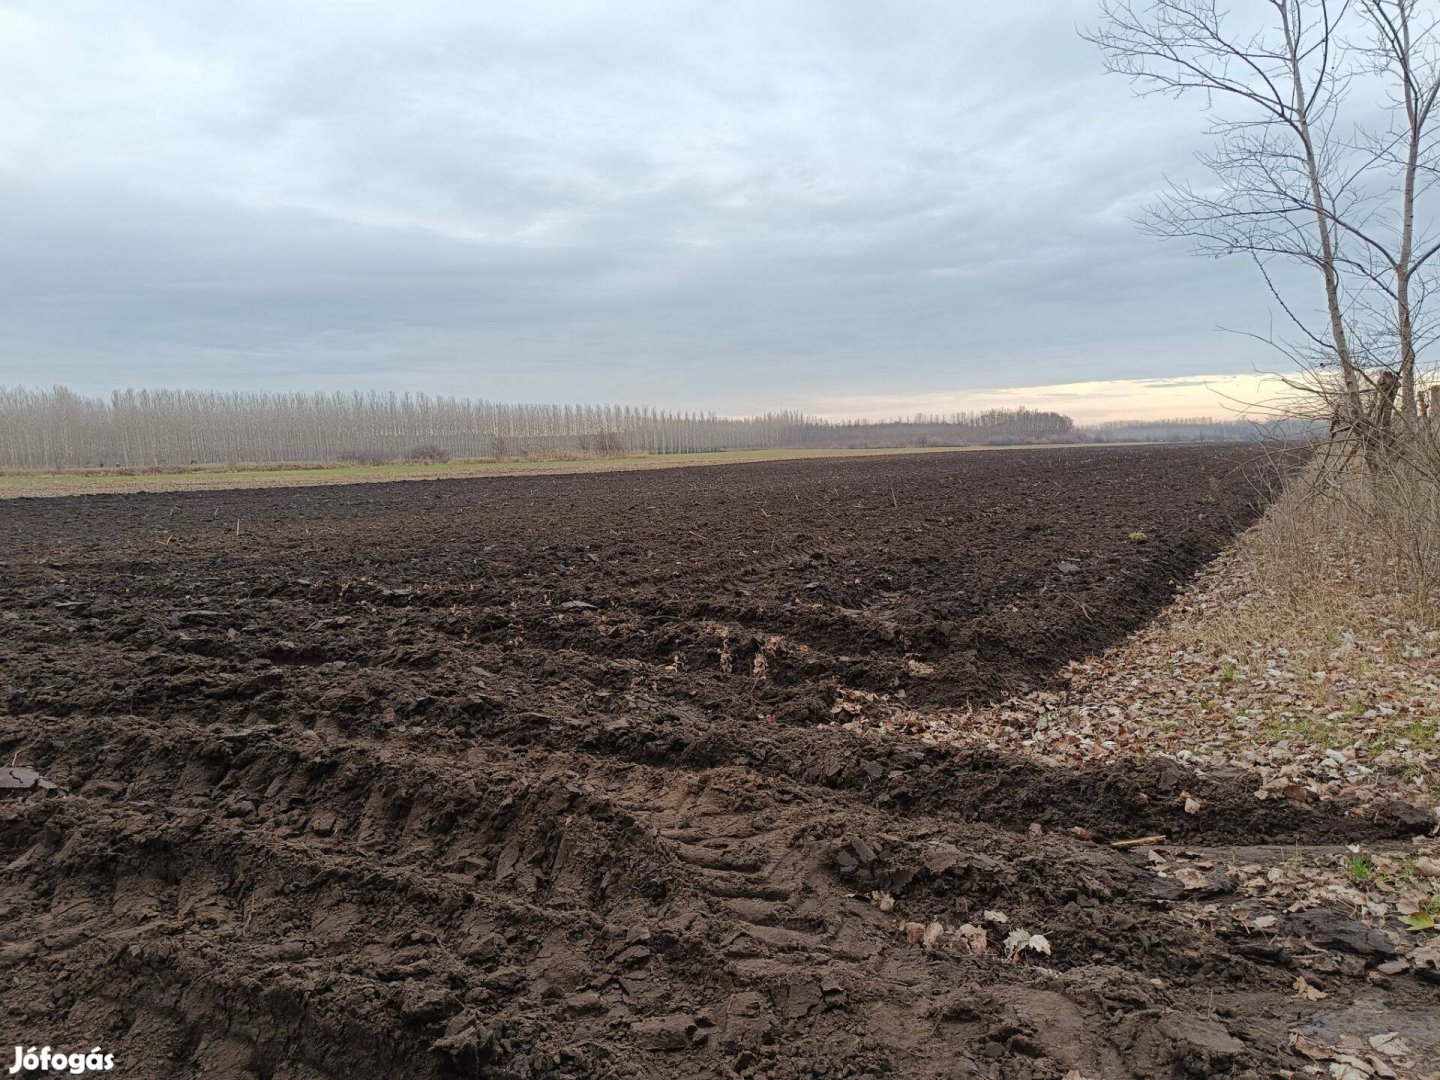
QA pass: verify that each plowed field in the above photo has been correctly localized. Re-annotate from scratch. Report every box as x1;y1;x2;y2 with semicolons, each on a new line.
2;446;1429;1079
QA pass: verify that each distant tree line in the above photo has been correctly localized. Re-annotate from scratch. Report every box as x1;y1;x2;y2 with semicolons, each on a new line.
1080;416;1326;444
793;409;1075;449
1;386;1295;469
0;386;795;468
0;386;1087;469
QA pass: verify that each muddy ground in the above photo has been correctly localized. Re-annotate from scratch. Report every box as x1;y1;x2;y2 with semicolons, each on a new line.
0;446;1433;1079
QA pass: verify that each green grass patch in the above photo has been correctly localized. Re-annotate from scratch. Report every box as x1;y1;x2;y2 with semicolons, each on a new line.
1345;854;1377;882
0;443;1108;499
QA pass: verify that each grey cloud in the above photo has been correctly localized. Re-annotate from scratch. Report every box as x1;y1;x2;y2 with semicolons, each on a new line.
0;0;1282;411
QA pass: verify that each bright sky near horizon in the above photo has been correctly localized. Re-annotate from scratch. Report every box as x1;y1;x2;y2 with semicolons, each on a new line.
813;373;1292;425
0;1;1308;419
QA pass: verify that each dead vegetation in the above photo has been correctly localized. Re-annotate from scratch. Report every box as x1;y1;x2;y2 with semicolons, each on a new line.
401;443;454;464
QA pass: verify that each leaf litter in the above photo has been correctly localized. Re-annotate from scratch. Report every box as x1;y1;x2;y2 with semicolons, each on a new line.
836;507;1440;1077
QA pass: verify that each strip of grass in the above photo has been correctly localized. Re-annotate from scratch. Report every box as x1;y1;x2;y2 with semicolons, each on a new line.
0;443;1112;498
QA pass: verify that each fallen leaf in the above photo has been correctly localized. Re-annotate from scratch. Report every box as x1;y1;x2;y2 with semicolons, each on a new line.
1174;866;1208;890
1328;1055;1376;1079
1408;945;1439;968
955;923;987;953
1291;1032;1333;1062
1399;911;1435;932
1003;929;1051;958
982;909;1008;924
1293;975;1328;1001
869;890;894;912
1255;778;1310;803
1368;1033;1410;1059
922;920;944;952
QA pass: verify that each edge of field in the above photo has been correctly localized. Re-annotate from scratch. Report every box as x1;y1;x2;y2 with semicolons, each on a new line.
840;471;1440;1002
0;442;1153;499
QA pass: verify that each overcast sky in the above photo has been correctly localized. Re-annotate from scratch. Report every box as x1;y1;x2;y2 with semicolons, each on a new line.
0;1;1298;419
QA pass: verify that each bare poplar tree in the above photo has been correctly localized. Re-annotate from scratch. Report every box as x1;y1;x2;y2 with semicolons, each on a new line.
0;385;1079;469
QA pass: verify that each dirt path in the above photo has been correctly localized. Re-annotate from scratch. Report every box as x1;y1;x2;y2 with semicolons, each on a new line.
1;447;1432;1078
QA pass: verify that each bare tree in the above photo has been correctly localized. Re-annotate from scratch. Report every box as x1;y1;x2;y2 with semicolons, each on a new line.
1086;1;1365;415
1089;0;1440;590
1086;0;1440;429
0;385;1081;469
1354;1;1440;419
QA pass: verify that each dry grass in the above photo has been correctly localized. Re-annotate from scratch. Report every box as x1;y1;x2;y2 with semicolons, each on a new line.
511;447;651;462
1192;463;1435;661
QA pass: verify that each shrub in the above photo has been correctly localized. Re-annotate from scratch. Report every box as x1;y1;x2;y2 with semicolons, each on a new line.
584;431;628;456
402;443;452;464
337;448;392;466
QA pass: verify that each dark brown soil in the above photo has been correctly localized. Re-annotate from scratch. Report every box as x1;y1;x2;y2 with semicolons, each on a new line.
0;446;1432;1079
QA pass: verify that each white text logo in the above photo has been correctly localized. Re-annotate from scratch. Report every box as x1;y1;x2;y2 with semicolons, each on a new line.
9;1048;115;1075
